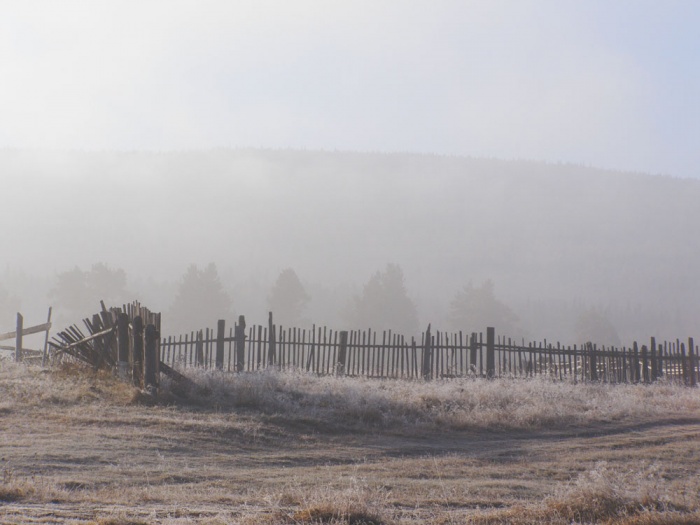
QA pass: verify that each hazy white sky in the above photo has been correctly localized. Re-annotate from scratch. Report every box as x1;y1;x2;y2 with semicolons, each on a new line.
1;1;698;177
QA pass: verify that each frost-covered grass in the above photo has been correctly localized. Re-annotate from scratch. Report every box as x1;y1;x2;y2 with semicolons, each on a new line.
1;360;699;524
3;359;697;433
163;366;700;431
469;461;700;524
0;359;139;408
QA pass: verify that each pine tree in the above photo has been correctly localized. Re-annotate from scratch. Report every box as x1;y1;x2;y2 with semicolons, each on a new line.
168;263;232;333
267;268;310;326
448;279;520;336
349;263;418;335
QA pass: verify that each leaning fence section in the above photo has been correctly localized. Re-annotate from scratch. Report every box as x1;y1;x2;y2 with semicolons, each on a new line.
48;300;163;391
161;317;699;386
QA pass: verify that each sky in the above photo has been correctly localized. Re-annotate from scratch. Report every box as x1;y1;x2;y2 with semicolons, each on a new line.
1;1;699;178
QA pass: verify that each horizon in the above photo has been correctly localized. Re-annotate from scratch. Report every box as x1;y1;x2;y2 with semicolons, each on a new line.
0;146;691;181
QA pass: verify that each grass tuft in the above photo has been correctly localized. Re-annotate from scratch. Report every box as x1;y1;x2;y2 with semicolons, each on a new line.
0;485;31;503
291;505;386;524
90;518;150;525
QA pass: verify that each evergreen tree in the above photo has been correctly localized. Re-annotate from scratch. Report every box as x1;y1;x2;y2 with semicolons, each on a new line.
0;286;21;332
448;279;520;336
574;307;621;346
349;263;418;335
168;263;232;333
267;268;310;326
49;263;129;323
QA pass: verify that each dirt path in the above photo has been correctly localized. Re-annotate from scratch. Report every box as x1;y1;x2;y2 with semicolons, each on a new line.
2;401;699;524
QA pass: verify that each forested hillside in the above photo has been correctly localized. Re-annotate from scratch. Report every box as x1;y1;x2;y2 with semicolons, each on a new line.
1;149;697;343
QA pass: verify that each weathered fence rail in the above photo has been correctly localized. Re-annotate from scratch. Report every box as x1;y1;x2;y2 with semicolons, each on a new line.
0;308;52;364
161;317;699;386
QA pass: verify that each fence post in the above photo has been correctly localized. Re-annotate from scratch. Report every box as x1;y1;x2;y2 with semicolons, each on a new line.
588;343;597;381
650;337;658;381
132;316;144;387
632;342;641;383
235;315;246;373
689;337;697;387
195;330;204;367
144;323;159;394
469;332;478;375
486;327;495;379
422;324;432;380
41;307;52;367
117;312;130;379
268;312;276;367
641;344;649;383
679;342;688;385
337;331;348;376
216;319;226;370
15;313;23;362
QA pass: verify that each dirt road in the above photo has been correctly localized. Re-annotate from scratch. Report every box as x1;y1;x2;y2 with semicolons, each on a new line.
2;398;699;524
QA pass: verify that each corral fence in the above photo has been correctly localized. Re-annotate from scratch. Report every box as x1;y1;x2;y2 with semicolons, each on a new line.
161;314;699;386
46;301;173;393
0;308;53;365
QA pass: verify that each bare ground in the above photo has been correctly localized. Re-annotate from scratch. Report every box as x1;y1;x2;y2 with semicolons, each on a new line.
1;365;699;524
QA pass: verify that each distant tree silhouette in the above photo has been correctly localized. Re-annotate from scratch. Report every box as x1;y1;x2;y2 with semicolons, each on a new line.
348;263;418;335
0;286;21;331
49;263;129;323
575;307;621;346
448;279;520;336
267;268;310;326
168;263;232;333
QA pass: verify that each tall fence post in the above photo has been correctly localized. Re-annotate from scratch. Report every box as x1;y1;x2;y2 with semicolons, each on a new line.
216;319;226;370
650;337;658;381
195;330;204;367
15;313;23;362
144;323;159;394
486;327;495;379
41;307;52;367
641;344;650;383
337;331;348;376
117;312;130;379
588;343;597;381
422;324;432;380
689;337;697;387
656;340;664;380
235;315;246;373
132;316;144;387
268;312;276;367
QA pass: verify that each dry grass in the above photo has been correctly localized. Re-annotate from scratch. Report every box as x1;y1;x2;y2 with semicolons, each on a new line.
162;366;700;432
0;360;141;408
467;461;700;524
1;360;699;524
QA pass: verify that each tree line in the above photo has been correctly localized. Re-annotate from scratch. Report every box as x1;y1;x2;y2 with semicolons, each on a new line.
0;261;621;346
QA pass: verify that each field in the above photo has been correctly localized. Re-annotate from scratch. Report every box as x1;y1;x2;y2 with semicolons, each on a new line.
1;362;699;524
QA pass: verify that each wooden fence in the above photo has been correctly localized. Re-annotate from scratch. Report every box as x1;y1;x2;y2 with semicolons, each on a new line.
0;308;52;365
161;316;699;386
50;301;164;391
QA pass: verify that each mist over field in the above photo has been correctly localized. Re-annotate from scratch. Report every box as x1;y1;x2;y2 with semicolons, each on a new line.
1;149;698;345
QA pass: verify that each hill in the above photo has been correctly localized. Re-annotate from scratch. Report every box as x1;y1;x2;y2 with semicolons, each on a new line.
1;149;698;341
